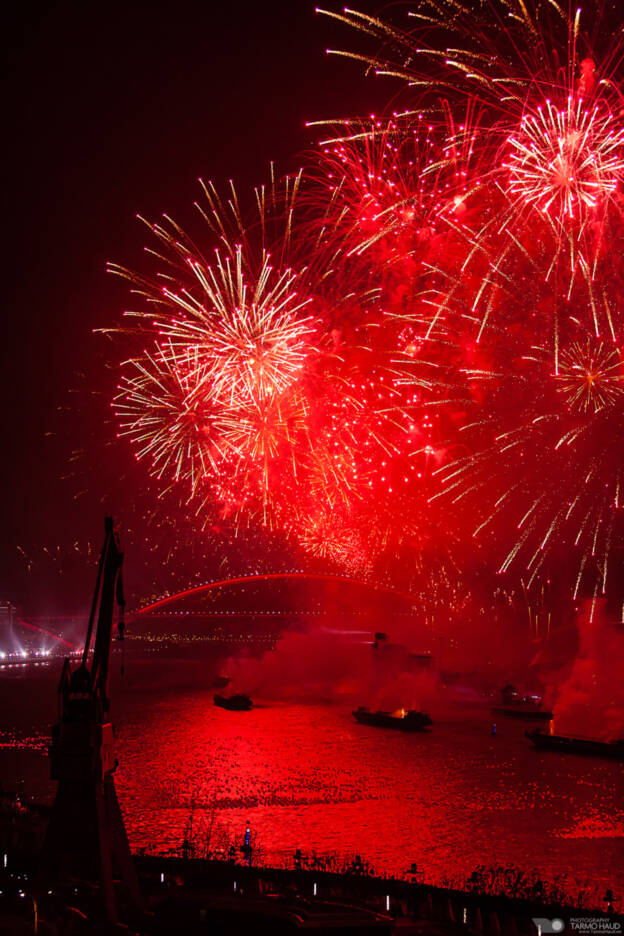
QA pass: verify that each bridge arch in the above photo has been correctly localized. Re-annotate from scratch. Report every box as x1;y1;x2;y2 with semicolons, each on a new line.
132;572;421;616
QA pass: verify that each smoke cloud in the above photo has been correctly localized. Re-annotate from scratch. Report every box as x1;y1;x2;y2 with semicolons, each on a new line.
552;599;624;740
226;623;465;717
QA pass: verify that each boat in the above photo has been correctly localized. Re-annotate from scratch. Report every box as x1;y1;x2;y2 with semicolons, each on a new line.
526;729;624;760
492;683;552;720
492;706;553;720
352;706;432;731
214;693;253;711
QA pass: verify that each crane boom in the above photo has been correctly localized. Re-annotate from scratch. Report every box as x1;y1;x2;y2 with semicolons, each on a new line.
42;516;141;922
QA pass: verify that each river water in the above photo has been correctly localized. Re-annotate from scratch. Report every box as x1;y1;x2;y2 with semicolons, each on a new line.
0;654;622;907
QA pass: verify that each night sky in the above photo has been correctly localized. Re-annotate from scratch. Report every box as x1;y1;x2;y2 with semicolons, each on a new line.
5;2;624;624
2;0;387;611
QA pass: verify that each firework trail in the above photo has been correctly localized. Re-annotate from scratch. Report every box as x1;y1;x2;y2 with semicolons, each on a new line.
555;337;624;413
109;169;425;557
309;0;624;605
109;174;321;521
320;1;624;337
434;319;624;598
107;1;624;611
306;116;442;261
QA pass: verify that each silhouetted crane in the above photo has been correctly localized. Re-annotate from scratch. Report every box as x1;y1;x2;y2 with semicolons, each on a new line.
42;516;141;922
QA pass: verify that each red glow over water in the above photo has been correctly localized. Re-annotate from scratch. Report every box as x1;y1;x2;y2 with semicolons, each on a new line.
1;659;622;906
114;689;623;899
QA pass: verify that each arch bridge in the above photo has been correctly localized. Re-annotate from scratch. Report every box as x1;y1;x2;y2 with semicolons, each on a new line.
131;572;422;618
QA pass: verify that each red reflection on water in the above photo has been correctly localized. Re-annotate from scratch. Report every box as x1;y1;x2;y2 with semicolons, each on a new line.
113;684;624;902
0;661;621;906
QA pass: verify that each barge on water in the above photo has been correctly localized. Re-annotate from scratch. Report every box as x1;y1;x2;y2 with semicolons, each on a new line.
493;684;552;720
353;706;432;732
526;728;624;760
214;693;253;711
492;706;552;720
